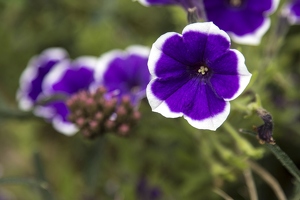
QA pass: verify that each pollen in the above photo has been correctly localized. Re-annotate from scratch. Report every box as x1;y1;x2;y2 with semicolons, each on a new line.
230;0;241;7
198;66;209;75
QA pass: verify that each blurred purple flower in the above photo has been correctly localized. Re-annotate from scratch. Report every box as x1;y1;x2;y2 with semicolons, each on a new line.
91;45;150;106
17;48;68;111
282;0;300;24
146;22;251;130
36;56;98;135
203;0;279;45
138;0;279;45
136;178;162;200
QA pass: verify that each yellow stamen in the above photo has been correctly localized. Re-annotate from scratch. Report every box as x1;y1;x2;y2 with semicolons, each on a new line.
230;0;241;7
198;66;209;75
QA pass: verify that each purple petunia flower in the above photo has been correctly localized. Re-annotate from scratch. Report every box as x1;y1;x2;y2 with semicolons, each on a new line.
138;0;279;45
282;0;300;24
91;45;150;106
203;0;279;45
17;48;68;111
36;56;98;135
146;22;252;130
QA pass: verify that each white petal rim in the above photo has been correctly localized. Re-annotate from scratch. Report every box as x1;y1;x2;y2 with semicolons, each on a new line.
183;22;231;44
17;48;68;110
147;79;231;130
282;3;300;25
146;79;182;118
33;105;56;119
52;116;78;136
126;45;150;58
137;0;151;6
184;102;230;131
229;18;270;45
266;0;280;14
148;32;180;77
42;59;71;96
223;49;252;101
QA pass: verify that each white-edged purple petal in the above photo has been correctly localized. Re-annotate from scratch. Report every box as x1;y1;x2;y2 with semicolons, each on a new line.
42;56;97;96
229;18;271;45
16;48;68;111
92;45;150;105
147;22;251;130
52;115;78;136
203;0;279;45
183;22;231;63
210;49;251;101
34;101;78;136
38;56;97;136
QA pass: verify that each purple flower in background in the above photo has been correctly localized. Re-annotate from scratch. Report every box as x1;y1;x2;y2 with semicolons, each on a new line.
138;0;279;45
92;45;150;106
203;0;279;45
17;48;68;111
36;57;98;135
136;178;162;200
147;22;251;130
282;0;300;24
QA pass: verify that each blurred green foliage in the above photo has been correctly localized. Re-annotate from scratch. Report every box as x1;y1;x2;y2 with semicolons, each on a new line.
1;0;300;199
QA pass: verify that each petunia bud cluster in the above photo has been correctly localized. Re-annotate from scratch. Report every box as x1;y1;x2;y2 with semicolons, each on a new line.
66;86;141;138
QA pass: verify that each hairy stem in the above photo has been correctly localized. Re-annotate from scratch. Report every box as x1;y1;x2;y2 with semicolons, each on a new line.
248;160;287;200
243;167;258;200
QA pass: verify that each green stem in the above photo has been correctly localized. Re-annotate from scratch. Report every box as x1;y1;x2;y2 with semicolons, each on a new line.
0;107;34;119
33;152;54;200
240;129;300;183
0;177;49;190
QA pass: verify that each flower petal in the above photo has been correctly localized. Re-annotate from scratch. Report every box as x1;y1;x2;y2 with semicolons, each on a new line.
93;45;150;105
154;32;192;65
52;116;78;136
146;75;190;117
210;49;251;101
17;48;68;110
229;18;271;45
183;22;231;64
247;0;279;13
43;57;97;96
204;3;272;45
147;76;230;130
34;101;78;136
149;48;188;79
283;1;300;24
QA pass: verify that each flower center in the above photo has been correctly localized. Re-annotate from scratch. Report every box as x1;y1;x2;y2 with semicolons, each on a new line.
230;0;241;7
198;66;209;75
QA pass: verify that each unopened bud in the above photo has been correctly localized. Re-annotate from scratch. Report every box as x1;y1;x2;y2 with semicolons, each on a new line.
76;117;86;127
94;112;103;120
121;95;131;105
116;105;127;116
89;120;98;130
132;111;141;121
105;120;115;130
118;124;130;135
